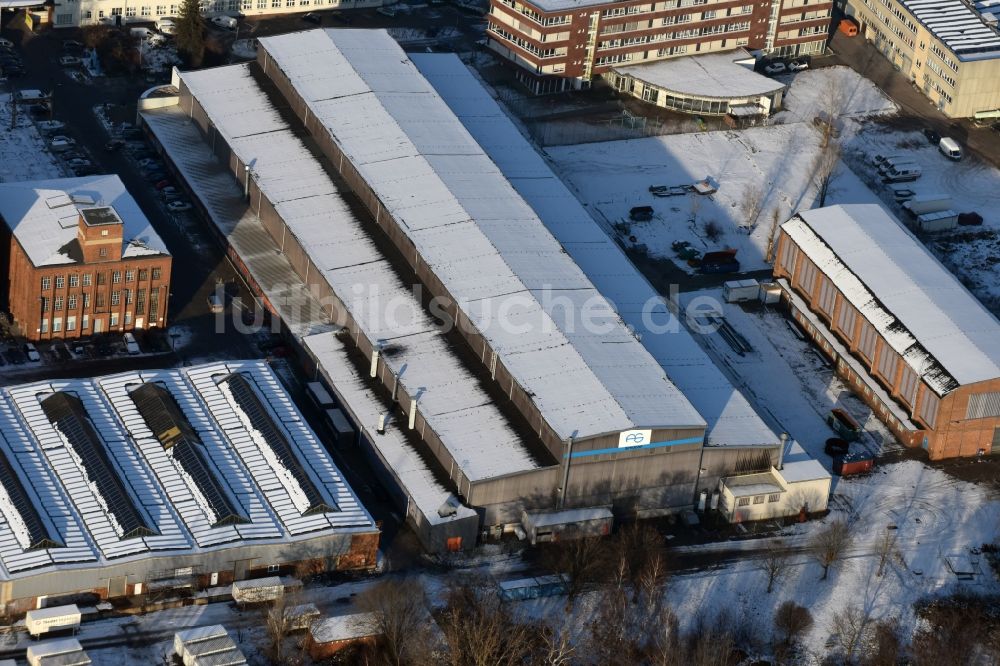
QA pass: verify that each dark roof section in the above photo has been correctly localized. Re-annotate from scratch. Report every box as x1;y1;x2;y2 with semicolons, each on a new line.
40;392;158;541
79;207;122;227
129;382;249;528
0;448;62;550
222;373;335;516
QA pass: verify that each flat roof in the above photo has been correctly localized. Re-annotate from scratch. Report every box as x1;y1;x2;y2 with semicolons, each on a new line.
515;0;613;12
902;0;1000;60
784;205;1000;394
257;29;705;438
304;332;479;527
414;53;779;449
0;362;374;581
310;612;380;644
0;175;168;267
612;49;784;100
169;63;540;482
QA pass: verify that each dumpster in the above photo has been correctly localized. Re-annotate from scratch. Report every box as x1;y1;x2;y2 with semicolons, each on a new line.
833;452;874;476
827;408;861;442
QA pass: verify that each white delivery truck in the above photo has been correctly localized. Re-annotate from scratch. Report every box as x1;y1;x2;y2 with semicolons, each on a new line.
25;604;81;637
938;137;963;161
902;194;952;217
722;279;760;303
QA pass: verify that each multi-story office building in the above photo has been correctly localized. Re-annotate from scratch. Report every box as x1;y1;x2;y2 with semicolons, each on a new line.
486;0;833;93
0;176;172;341
843;0;1000;118
774;205;1000;460
50;0;380;29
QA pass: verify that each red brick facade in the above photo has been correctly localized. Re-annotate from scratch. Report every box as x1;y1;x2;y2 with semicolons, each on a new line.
4;210;172;342
774;230;1000;461
486;0;833;92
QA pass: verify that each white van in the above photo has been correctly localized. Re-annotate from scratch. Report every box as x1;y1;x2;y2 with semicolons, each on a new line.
938;137;962;161
883;163;922;183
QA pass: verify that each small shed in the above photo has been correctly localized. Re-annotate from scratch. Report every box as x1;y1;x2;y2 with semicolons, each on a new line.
497;574;568;602
307;612;381;660
26;605;81;637
915;209;958;232
174;625;228;657
287;603;322;631
26;638;90;666
719;441;830;523
521;506;613;545
231;577;284;604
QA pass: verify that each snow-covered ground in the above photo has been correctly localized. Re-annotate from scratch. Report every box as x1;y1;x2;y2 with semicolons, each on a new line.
0;95;64;183
547;122;882;274
773;66;899;124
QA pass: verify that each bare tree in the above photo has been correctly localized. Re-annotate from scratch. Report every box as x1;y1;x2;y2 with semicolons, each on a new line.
810;520;851;580
437;578;535;666
874;530;896;578
541;536;606;603
813;139;842;208
263;596;292;664
357;578;433;666
585;583;636;666
764;207;782;264
540;621;575;666
832;604;870;664
762;544;789;594
740;183;766;232
685;610;737;666
645;604;681;666
863;618;902;666
774;600;813;647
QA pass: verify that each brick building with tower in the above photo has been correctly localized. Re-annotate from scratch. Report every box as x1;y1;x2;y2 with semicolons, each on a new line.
0;175;172;341
486;0;833;93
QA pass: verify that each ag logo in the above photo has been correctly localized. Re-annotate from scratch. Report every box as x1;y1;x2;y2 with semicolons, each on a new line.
618;429;652;448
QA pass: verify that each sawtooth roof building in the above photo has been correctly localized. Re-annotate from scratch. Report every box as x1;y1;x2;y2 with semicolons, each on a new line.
775;204;1000;460
0;360;376;615
139;28;827;553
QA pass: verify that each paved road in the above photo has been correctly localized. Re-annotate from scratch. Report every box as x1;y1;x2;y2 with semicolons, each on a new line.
826;31;1000;168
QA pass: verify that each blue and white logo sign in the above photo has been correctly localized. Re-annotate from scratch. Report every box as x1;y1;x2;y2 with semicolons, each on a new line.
618;429;652;448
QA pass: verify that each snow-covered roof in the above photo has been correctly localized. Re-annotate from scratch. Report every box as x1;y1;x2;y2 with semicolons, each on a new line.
513;0;614;12
310;612;380;643
169;64;540;482
0;175;168;267
303;332;479;527
784;205;1000;394
257;29;705;439
414;53;778;449
0;362;374;582
779;441;831;484
612;50;785;100
901;0;1000;59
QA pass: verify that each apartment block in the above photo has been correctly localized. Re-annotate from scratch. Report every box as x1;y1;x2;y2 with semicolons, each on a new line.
843;0;1000;118
486;0;832;93
774;205;1000;460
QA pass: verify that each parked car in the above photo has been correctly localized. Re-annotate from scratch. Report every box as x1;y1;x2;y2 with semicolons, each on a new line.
37;120;65;133
763;62;787;75
137;157;159;168
72;165;100;176
50;134;75;145
923;128;941;144
66;158;92;168
211;15;238;29
788;60;809;71
161;186;183;201
144;170;167;182
0;38;13;49
123;332;140;355
50;138;74;152
154;179;173;190
167;200;193;212
938;136;963;160
104;139;126;152
23;343;40;362
58;55;81;67
302;12;322;23
28;104;49;117
61;39;84;51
